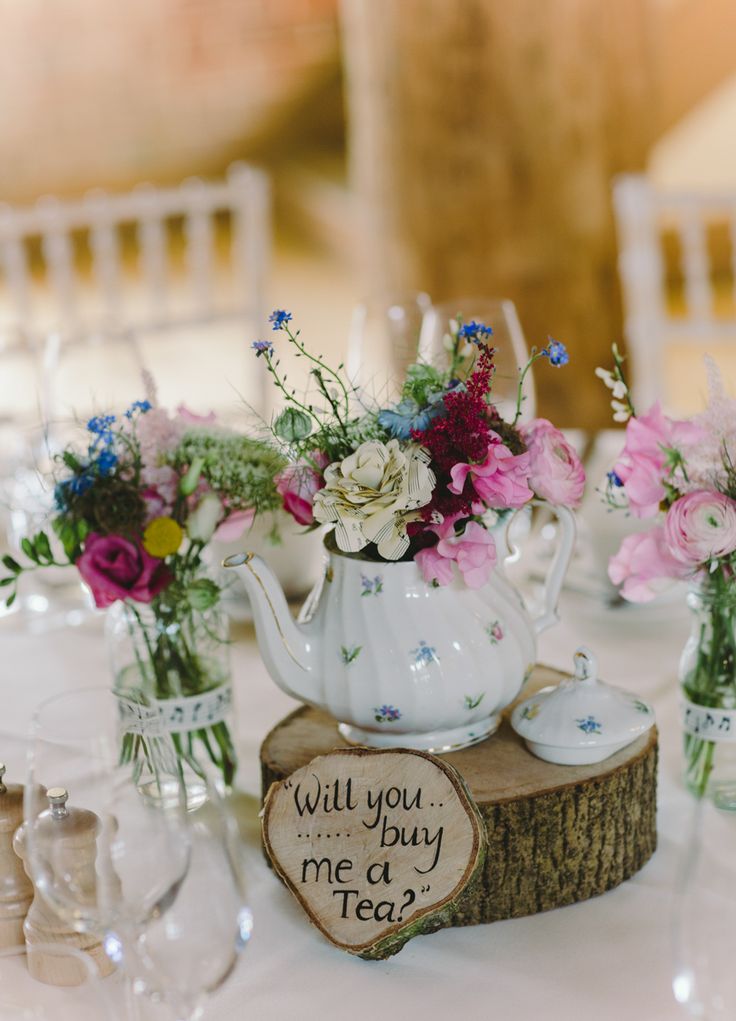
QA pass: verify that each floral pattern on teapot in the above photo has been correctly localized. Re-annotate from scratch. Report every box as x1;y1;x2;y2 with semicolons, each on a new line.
374;704;402;723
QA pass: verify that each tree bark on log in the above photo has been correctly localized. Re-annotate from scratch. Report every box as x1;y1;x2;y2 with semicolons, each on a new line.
261;666;658;929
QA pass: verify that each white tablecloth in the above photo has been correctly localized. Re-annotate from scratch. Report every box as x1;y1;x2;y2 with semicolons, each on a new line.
1;584;693;1021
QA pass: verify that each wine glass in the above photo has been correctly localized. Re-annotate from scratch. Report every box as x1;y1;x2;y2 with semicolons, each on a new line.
24;687;190;951
346;292;432;403
672;793;736;1017
108;779;253;1021
417;298;535;422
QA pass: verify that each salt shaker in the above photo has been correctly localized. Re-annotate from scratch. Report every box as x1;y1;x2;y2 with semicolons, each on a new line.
13;787;116;985
0;763;38;948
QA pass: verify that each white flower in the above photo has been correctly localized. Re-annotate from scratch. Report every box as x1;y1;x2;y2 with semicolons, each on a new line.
595;366;627;400
611;400;631;423
187;492;223;543
313;440;435;559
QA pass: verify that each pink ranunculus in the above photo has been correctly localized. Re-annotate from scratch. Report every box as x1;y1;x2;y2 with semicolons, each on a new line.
213;508;257;544
520;418;585;508
276;453;329;527
448;432;533;510
614;402;704;518
414;514;497;589
76;533;172;609
608;525;689;602
664;490;736;566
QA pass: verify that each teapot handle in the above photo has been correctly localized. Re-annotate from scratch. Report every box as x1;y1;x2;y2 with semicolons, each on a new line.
506;500;577;636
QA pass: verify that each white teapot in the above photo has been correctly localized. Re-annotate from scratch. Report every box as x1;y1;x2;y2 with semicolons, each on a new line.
225;504;575;752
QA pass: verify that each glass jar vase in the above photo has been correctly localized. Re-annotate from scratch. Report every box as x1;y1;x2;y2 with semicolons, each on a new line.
106;596;237;807
679;571;736;807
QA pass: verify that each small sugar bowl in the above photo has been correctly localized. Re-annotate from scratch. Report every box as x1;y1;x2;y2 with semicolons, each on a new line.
511;647;655;765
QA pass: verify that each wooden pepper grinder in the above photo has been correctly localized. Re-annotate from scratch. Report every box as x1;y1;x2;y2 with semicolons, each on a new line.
14;787;116;986
0;763;37;948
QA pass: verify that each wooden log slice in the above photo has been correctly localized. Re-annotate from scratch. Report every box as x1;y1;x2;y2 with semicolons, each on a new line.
260;665;658;929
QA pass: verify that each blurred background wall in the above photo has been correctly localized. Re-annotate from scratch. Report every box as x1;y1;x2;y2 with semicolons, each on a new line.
2;0;736;428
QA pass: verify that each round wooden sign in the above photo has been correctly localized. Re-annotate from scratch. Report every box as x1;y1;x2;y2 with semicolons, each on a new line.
262;747;485;959
261;665;658;954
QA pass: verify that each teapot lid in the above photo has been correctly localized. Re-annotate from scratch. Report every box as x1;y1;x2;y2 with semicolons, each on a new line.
511;647;655;759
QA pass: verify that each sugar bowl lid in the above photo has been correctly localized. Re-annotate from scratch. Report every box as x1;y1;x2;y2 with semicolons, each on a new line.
510;647;655;765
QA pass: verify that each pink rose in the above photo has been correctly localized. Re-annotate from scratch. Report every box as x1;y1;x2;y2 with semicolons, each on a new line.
520;419;585;508
664;490;736;566
415;514;497;589
449;432;533;510
276;453;329;527
76;533;172;609
608;526;688;602
614;402;704;518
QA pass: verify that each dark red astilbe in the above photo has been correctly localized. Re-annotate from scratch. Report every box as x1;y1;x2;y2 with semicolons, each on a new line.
412;347;500;519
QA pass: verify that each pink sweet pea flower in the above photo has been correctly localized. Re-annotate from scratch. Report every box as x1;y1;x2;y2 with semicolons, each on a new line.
664;490;736;566
176;404;217;425
608;525;689;602
276;453;329;527
414;544;456;586
415;514;497;589
213;508;257;544
520;419;585;508
614;402;704;518
76;533;172;608
449;432;532;510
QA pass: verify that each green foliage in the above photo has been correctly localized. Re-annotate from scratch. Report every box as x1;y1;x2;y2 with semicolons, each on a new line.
70;476;146;538
402;363;446;407
186;577;221;611
52;517;89;562
171;431;285;515
1;531;72;607
273;407;312;442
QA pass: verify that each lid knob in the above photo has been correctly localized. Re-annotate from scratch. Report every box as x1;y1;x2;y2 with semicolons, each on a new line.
573;647;598;683
0;762;5;795
47;787;69;820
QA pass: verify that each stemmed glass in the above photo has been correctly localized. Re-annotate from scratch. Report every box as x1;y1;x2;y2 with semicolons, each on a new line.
112;781;253;1021
346;292;432;403
24;687;190;938
24;686;252;1021
672;794;736;1017
417;298;534;422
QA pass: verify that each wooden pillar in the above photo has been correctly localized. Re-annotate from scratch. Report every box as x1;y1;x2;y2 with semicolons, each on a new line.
341;0;659;428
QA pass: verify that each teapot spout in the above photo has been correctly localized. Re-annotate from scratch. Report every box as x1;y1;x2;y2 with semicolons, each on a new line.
223;552;316;703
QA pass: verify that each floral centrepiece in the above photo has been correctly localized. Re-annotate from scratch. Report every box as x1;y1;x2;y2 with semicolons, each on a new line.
599;348;736;802
2;396;284;792
253;310;584;589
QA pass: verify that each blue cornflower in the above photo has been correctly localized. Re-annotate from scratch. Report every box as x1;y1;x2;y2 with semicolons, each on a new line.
124;399;152;420
268;309;292;331
69;473;94;496
458;320;494;347
251;339;274;358
378;398;444;439
607;470;623;488
541;338;569;367
96;449;118;477
87;414;116;435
